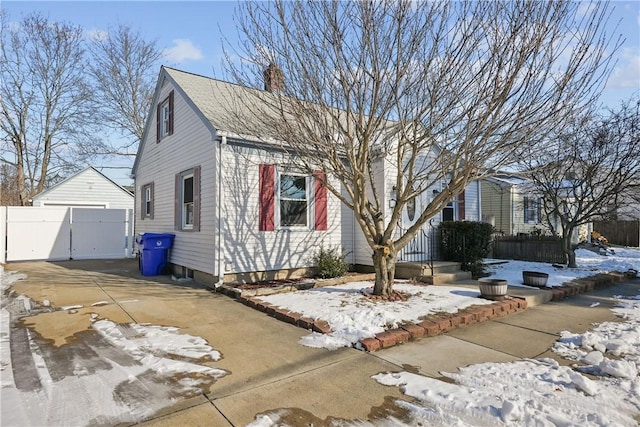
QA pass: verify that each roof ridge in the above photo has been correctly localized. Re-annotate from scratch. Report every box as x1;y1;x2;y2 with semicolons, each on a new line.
162;65;264;93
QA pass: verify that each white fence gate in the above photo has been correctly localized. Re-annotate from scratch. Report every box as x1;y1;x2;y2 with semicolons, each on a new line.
1;206;134;263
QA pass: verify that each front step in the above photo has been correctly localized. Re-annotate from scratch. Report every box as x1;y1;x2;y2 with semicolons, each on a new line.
423;271;472;285
395;261;472;285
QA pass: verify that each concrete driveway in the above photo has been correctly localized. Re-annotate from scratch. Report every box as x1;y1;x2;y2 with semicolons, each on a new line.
2;259;406;426
3;259;638;426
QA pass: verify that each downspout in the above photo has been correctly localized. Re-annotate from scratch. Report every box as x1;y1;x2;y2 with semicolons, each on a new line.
477;180;482;221
215;135;227;288
511;185;515;235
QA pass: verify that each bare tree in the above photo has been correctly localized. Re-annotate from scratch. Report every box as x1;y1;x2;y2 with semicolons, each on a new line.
88;24;162;156
526;96;640;268
0;164;21;205
0;12;97;205
227;0;619;295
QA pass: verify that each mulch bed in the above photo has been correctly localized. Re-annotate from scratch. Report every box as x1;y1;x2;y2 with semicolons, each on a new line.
232;278;312;290
360;287;410;302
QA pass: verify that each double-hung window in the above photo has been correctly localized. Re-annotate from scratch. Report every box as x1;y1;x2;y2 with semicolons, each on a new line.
141;182;154;219
524;196;540;223
182;173;194;229
279;172;308;228
259;164;327;231
156;91;174;142
175;166;200;231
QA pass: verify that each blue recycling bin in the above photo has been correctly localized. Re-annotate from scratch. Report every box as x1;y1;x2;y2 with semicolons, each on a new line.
137;233;175;276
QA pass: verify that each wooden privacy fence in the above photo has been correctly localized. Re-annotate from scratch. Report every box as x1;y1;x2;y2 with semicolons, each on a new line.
492;235;566;264
592;220;640;247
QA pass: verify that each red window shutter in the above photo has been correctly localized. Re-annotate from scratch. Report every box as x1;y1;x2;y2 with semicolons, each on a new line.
458;189;466;221
156;104;161;143
314;170;327;231
174;173;181;230
193;165;201;231
259;164;275;231
168;91;174;135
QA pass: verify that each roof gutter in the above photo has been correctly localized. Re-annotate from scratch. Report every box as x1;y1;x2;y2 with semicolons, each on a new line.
215;135;227;288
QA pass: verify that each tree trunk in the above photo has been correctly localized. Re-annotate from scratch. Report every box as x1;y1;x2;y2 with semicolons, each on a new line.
16;163;29;206
562;229;577;268
372;246;397;297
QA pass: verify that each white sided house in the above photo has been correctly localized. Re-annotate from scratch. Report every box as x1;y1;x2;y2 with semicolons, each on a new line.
132;67;481;285
132;67;344;284
32;166;134;210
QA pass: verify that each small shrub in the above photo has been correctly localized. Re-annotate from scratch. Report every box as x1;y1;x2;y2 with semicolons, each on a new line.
439;221;494;279
313;245;349;279
462;260;489;279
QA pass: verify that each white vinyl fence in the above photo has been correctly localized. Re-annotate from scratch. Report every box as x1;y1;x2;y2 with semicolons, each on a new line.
0;206;134;263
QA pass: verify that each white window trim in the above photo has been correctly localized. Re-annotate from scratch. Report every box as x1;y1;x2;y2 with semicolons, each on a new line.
181;172;194;230
143;185;152;218
160;99;171;137
276;170;311;230
524;196;539;224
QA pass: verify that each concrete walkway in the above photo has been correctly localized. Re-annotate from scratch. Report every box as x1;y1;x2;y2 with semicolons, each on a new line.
3;259;639;426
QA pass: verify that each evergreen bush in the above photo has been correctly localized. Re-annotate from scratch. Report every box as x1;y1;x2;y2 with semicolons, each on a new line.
439;221;494;278
313;245;350;279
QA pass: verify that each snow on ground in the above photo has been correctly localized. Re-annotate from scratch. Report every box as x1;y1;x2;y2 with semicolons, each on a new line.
371;291;640;427
486;247;640;288
257;281;495;350
0;266;228;427
257;247;640;351
251;247;640;426
4;247;640;426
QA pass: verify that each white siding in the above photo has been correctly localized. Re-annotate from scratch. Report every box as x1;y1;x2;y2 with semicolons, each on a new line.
481;180;512;234
221;145;342;273
134;80;217;275
340;185;356;265
464;181;480;221
32;168;133;210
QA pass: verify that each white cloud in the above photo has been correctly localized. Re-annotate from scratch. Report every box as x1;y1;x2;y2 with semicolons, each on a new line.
576;2;597;18
162;39;204;63
86;28;108;41
608;47;640;89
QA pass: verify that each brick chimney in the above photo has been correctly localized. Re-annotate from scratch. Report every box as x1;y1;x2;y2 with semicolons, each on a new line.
263;63;284;92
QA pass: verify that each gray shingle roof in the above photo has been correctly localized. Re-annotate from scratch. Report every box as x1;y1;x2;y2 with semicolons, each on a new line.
164;67;278;138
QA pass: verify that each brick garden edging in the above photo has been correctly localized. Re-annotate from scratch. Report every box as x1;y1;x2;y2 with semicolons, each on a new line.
230;291;528;352
547;272;627;301
359;298;528;352
218;271;631;353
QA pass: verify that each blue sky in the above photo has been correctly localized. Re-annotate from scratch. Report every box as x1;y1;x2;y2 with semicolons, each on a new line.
3;1;640;185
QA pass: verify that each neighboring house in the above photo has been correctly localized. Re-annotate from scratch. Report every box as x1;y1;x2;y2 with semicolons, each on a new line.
31;166;134;210
481;175;544;235
132;67;481;284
